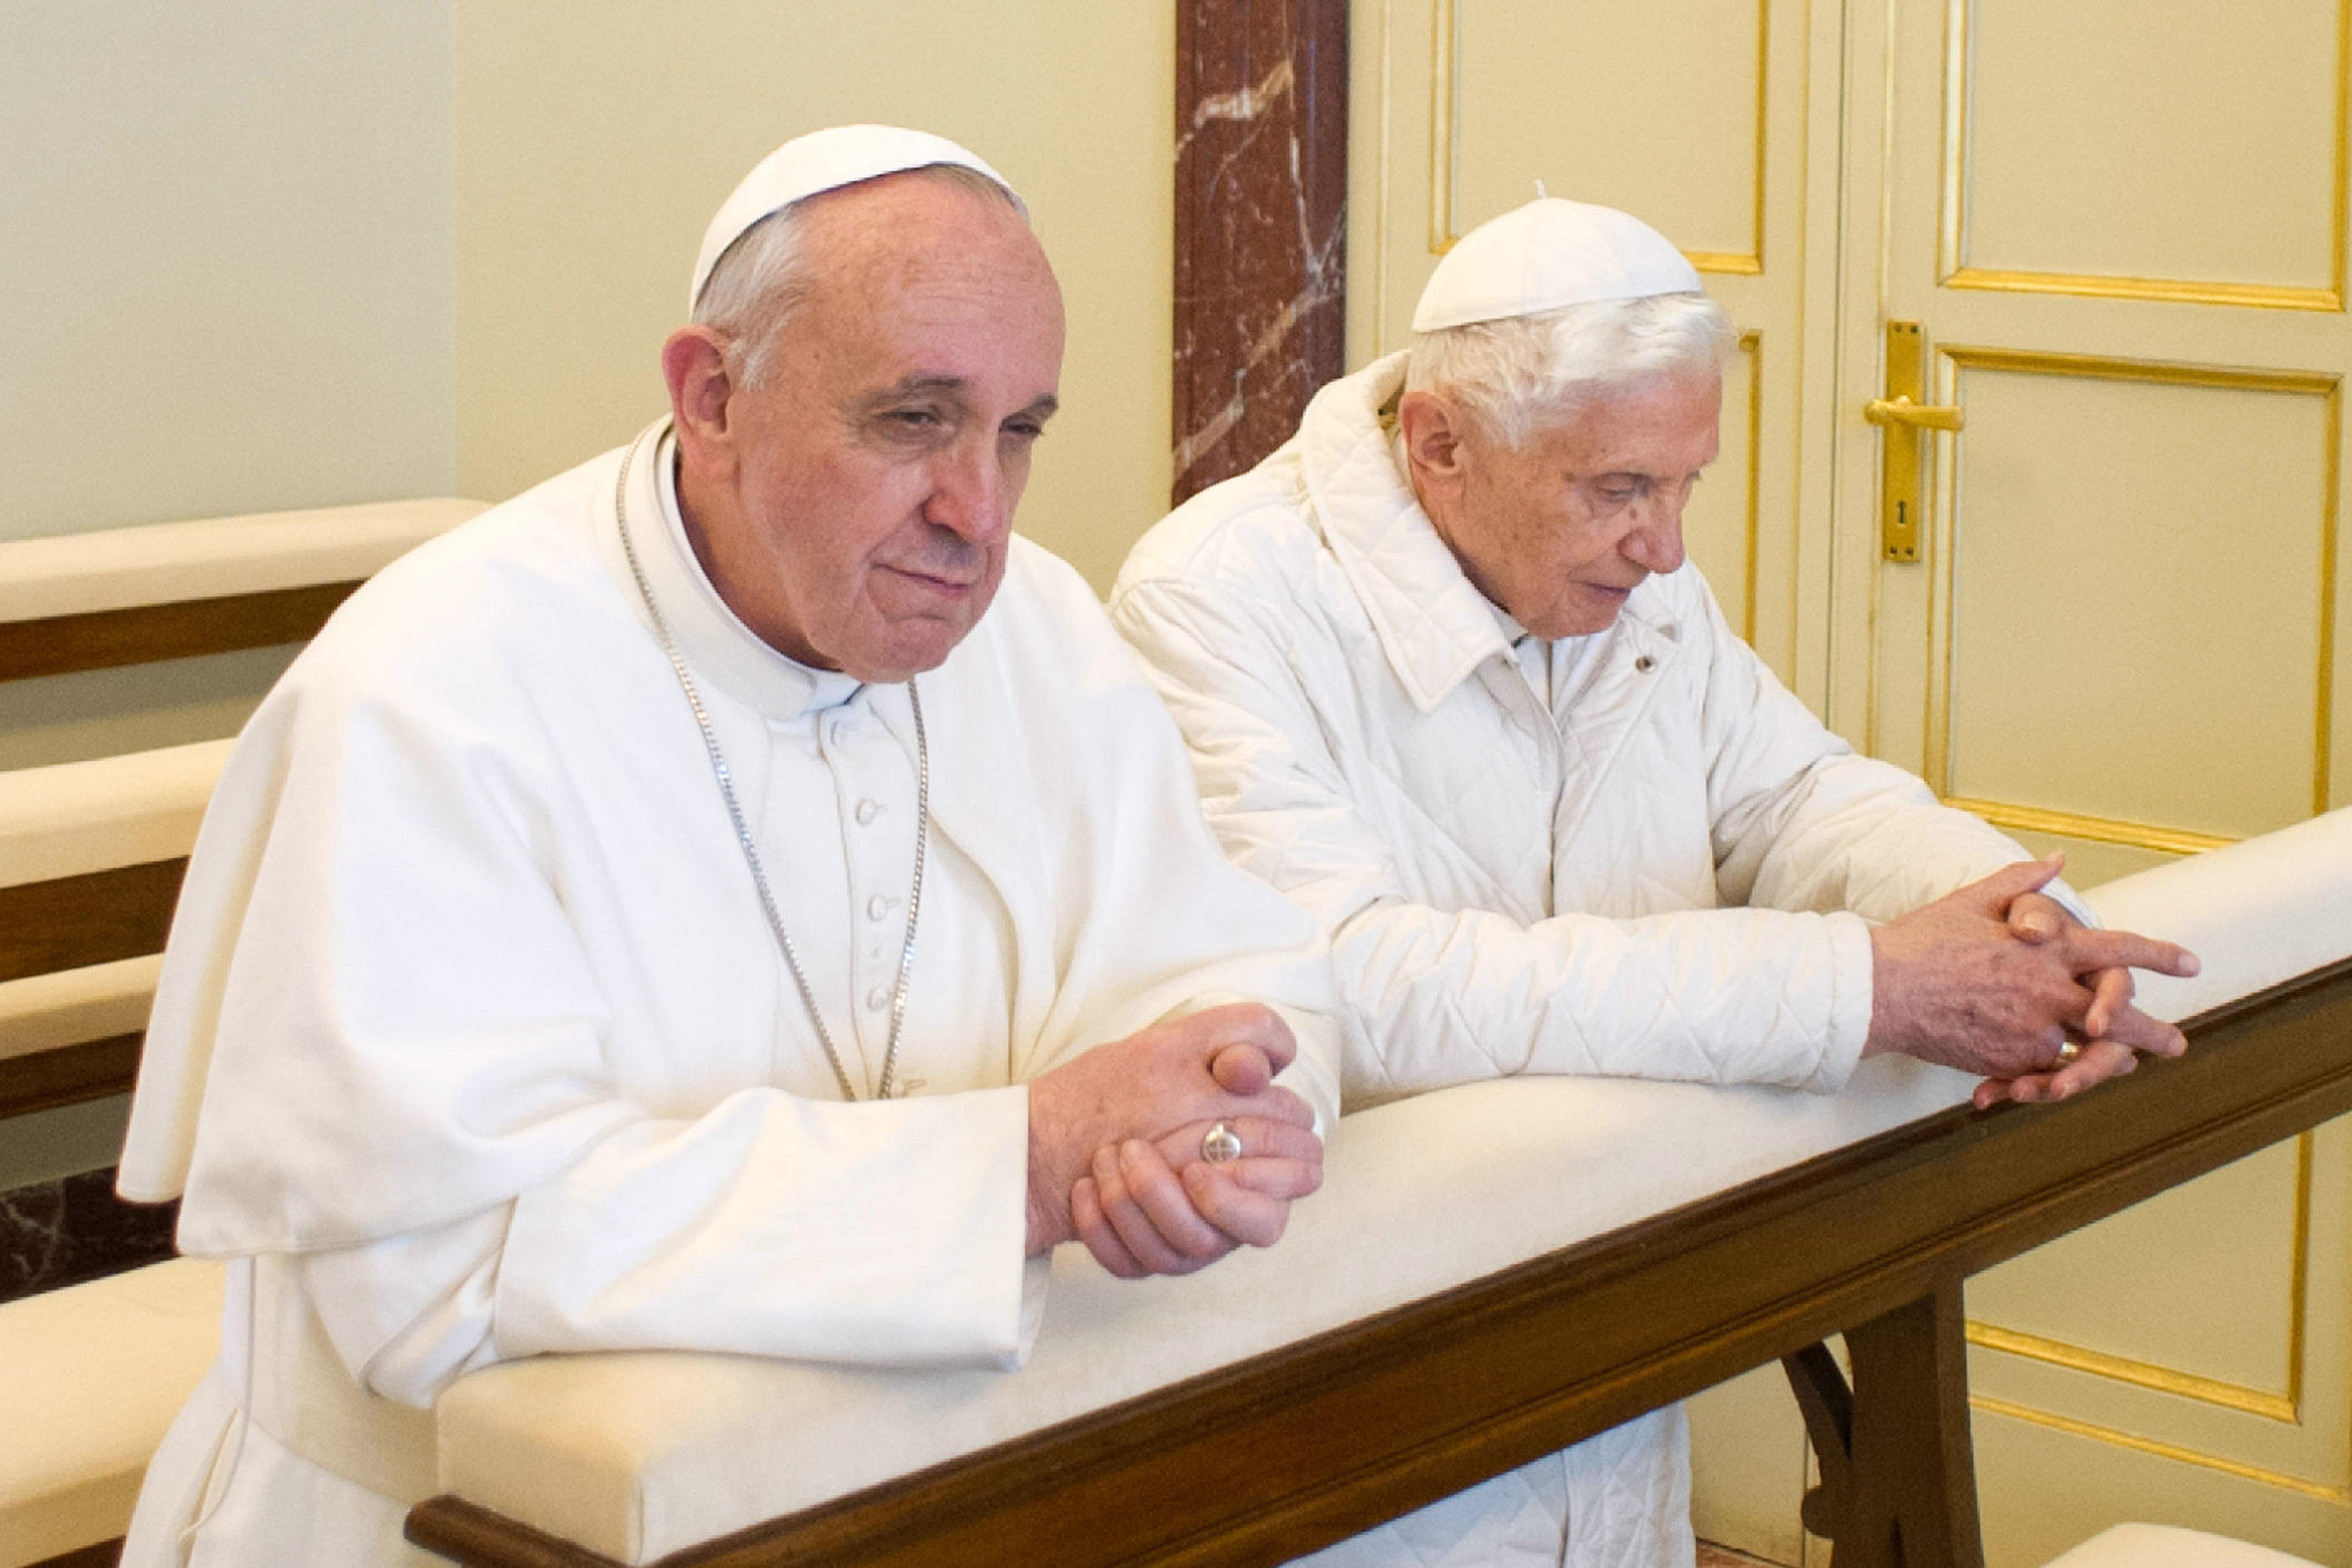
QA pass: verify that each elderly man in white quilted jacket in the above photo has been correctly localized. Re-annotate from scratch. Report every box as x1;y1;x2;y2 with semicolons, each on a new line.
1110;196;2199;1568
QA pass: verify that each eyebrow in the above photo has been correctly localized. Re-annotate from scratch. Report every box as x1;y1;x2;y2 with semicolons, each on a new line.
866;374;969;406
858;376;1060;424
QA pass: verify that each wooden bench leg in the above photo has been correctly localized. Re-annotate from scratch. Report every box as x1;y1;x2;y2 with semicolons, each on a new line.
1781;1284;1984;1568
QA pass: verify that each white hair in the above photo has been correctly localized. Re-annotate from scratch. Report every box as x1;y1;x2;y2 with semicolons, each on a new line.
691;162;1023;389
1405;292;1735;447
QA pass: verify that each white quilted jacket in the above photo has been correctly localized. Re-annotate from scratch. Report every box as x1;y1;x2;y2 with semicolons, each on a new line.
1113;353;2046;1108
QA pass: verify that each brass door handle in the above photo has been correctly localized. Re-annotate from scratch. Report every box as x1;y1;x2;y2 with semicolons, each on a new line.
1864;394;1965;432
1873;322;1960;563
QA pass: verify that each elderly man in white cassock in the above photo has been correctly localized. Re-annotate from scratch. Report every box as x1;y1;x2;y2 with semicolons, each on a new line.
1112;198;2198;1565
112;126;1340;1566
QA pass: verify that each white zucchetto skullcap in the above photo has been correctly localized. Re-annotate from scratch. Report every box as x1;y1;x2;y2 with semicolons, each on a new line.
1412;197;1702;331
690;125;1025;311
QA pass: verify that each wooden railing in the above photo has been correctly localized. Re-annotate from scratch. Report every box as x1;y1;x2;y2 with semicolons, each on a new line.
408;956;2352;1568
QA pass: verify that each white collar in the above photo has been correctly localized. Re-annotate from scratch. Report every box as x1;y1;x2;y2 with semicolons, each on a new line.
619;418;864;723
1297;355;1521;714
1298;356;1674;712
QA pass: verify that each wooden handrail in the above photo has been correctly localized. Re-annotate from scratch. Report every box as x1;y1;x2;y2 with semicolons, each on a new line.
0;580;364;682
0;857;188;1117
407;958;2352;1568
0;859;188;984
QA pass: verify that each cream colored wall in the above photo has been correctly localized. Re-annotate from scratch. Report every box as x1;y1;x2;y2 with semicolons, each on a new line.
452;1;1176;593
0;4;457;542
0;3;456;776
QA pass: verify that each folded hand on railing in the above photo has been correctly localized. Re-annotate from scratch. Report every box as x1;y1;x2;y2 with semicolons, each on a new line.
1863;854;2200;1108
1024;1001;1324;1275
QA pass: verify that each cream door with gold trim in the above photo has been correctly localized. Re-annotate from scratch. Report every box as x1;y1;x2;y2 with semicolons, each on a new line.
1828;1;2352;1563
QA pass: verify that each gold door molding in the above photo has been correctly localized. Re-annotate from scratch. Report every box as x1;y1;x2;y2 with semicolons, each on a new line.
1736;330;1763;644
1424;0;1771;272
1935;0;2352;311
1973;1393;2351;1505
1920;346;2342;853
1679;330;1768;644
1969;1134;2314;1425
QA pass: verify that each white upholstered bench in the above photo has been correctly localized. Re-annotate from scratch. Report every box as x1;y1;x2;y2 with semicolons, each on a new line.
0;1258;222;1568
2044;1523;2322;1567
0;741;230;1118
0;498;484;1117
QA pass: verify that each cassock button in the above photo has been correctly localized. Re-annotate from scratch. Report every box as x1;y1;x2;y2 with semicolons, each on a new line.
1634;655;1655;673
855;798;883;825
865;986;890;1011
867;893;890;920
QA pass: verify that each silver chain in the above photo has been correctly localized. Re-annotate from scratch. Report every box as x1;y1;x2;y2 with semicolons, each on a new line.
613;429;928;1102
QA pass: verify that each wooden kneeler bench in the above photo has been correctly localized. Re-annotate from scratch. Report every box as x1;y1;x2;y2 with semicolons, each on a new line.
0;1260;223;1568
0;500;482;1568
0;498;483;1123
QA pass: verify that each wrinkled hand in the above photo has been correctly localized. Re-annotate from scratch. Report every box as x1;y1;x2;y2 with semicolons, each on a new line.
1971;879;2197;1107
1025;1003;1320;1272
1866;857;2198;1107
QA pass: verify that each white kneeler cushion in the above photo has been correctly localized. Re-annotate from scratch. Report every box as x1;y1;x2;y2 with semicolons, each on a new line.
0;1258;224;1568
2043;1523;2321;1567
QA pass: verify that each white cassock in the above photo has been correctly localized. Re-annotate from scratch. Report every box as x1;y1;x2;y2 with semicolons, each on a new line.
1112;353;2074;1568
112;422;1341;1567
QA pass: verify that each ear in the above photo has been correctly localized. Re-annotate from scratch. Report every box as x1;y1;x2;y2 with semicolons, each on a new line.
663;326;739;476
1397;389;1472;506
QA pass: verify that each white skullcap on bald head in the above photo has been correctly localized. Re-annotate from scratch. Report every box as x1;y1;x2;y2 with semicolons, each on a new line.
1413;197;1701;331
690;124;1024;311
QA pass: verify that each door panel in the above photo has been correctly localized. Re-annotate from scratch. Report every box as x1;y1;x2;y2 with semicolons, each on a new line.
1843;0;2352;1559
1925;355;2336;842
1949;0;2344;307
1449;0;1766;270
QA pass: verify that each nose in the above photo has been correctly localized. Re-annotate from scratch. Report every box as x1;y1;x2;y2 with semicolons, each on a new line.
1622;488;1687;576
923;437;1014;545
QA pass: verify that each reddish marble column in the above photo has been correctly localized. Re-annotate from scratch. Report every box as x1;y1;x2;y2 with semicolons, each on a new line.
1172;0;1348;504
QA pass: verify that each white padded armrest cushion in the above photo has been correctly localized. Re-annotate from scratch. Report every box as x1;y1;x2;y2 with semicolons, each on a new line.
0;740;232;890
2042;1523;2321;1567
2083;807;2352;1024
0;956;162;1063
0;499;483;624
0;1258;223;1568
432;809;2352;1564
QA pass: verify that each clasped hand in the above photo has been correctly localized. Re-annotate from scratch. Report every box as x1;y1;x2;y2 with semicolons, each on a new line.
1027;1002;1324;1278
1866;855;2200;1109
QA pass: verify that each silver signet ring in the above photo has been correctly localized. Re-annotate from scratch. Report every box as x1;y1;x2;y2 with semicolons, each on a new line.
1201;1120;1243;1164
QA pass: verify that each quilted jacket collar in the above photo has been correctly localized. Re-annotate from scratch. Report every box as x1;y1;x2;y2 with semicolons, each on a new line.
1296;353;1679;714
